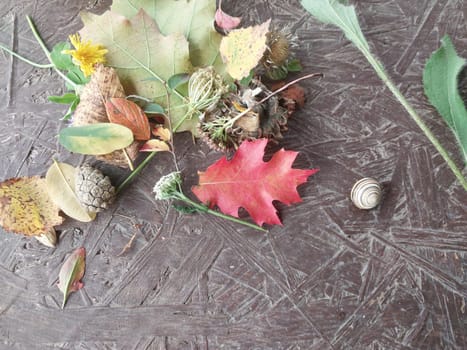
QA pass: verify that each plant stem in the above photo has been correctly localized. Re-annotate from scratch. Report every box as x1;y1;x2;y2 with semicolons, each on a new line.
176;192;268;232
25;15;78;91
116;151;158;194
360;46;467;191
0;42;54;68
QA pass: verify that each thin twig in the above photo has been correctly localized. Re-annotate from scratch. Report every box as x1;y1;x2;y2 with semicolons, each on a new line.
225;72;323;130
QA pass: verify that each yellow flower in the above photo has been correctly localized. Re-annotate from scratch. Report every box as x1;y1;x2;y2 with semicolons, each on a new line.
62;34;108;77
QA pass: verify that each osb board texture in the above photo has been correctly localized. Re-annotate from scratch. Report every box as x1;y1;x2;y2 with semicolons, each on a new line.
0;0;466;349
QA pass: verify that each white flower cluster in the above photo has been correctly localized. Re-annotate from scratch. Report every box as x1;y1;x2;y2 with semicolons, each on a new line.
153;172;182;200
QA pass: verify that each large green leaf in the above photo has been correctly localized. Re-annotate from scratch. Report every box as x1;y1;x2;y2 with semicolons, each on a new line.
59;123;134;155
79;10;196;133
111;0;223;71
424;36;467;164
300;0;369;52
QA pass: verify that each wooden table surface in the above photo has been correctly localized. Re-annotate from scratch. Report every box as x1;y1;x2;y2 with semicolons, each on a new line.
0;0;465;349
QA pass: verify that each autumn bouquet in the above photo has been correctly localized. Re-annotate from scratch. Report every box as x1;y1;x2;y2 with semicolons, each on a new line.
0;0;325;252
2;0;467;307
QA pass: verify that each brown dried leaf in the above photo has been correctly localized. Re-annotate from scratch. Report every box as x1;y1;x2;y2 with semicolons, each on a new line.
281;84;306;109
73;64;125;126
72;64;141;168
140;139;171;152
105;98;151;140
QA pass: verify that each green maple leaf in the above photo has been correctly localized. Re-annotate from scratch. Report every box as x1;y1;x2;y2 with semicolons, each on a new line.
79;10;197;133
111;0;223;73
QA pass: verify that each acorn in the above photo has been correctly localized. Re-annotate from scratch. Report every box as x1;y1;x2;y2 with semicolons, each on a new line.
75;164;116;213
350;178;382;210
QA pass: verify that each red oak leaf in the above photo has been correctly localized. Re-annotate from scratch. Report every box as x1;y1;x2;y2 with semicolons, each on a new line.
192;139;318;226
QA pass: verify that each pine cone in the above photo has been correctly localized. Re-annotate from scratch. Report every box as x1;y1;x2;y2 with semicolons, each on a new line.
75;164;116;213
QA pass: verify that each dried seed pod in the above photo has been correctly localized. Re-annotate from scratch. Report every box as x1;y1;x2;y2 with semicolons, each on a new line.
350;178;382;210
188;66;228;113
75;164;116;213
198;79;289;151
259;28;299;80
262;30;290;69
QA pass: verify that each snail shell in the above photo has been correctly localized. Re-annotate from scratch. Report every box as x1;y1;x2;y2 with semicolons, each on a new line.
350;178;382;210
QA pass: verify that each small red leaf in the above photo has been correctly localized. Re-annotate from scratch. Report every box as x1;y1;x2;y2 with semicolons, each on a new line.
215;0;241;31
105;98;151;140
192;139;318;226
57;247;86;308
140;139;170;152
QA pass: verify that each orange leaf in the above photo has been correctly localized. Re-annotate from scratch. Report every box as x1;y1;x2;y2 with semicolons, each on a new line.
152;126;171;142
140;139;171;152
192;139;318;226
105;98;151;140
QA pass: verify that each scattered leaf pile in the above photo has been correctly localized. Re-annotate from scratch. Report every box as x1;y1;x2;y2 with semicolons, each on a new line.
1;0;466;308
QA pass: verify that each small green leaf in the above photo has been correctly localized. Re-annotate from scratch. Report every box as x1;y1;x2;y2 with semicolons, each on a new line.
57;247;86;308
59;123;134;155
50;42;74;70
423;36;467;163
144;103;165;114
287;58;303;72
46;161;96;222
62;96;80;121
67;66;89;85
168;73;190;90
48;93;78;104
239;70;254;87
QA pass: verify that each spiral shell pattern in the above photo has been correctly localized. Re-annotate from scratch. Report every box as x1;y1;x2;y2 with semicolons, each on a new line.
350;178;382;210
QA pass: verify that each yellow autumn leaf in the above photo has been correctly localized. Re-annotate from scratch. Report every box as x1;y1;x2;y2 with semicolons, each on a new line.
0;177;63;236
219;19;271;80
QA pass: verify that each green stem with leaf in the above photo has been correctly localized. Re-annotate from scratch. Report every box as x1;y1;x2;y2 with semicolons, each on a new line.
300;0;467;191
172;190;267;232
360;47;467;190
25;16;78;91
0;42;53;68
